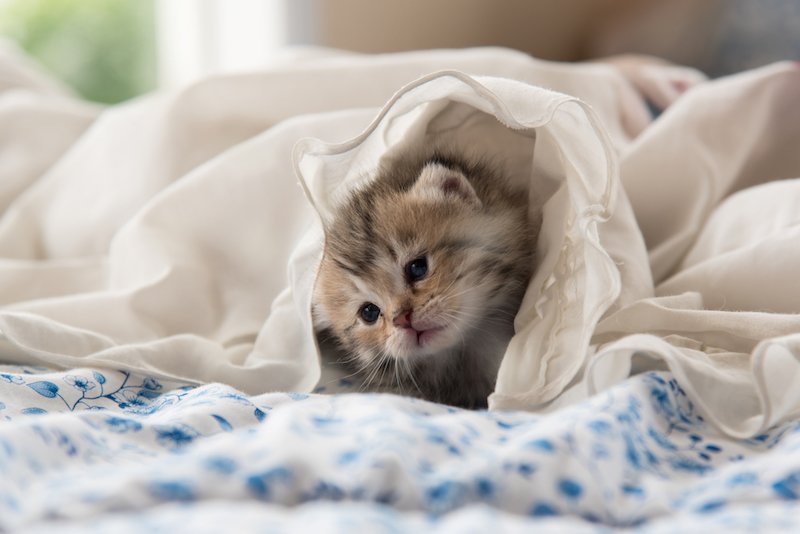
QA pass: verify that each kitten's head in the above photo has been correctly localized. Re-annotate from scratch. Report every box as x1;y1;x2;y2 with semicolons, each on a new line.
313;154;534;400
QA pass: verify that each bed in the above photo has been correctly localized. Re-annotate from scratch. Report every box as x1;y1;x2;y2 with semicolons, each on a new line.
2;42;800;532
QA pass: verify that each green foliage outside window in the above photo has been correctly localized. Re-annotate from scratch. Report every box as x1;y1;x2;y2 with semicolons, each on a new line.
0;0;156;104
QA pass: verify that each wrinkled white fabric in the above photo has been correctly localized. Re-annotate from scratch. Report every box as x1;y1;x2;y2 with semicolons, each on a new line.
293;70;650;410
1;42;800;437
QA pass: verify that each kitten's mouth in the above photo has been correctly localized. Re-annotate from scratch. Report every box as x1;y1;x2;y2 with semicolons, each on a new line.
416;327;444;346
400;325;445;348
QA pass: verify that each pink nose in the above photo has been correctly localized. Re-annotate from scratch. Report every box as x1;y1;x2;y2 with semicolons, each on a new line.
393;309;413;328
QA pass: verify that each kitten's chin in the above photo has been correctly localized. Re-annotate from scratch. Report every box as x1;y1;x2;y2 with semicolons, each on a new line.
418;328;444;346
392;325;460;360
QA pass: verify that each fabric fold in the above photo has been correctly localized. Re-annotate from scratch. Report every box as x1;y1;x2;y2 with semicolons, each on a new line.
1;47;799;437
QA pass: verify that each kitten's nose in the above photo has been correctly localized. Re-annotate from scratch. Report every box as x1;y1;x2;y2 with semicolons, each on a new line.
392;309;413;329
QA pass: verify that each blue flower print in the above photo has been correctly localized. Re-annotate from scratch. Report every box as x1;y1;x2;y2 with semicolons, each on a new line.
426;480;467;510
154;424;199;449
246;466;294;499
301;480;346;502
772;471;800;500
27;381;60;399
0;373;24;385
105;416;143;433
558;478;584;500
143;377;163;391
64;375;97;393
204;456;238;474
120;390;150;409
148;480;195;502
530;502;559;517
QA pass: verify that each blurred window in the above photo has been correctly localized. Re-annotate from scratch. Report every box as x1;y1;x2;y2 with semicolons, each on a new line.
0;0;157;104
154;0;293;90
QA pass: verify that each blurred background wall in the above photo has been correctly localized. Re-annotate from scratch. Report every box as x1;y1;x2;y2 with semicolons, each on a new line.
1;0;798;104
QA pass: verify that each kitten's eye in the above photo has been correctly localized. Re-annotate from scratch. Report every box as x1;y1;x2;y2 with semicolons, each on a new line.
405;257;428;282
359;302;381;324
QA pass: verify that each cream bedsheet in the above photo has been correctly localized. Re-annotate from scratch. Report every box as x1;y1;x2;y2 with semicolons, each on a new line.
1;42;799;438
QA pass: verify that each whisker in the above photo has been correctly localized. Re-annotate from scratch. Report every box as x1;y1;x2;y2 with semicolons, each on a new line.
395;361;405;394
358;349;387;392
400;357;424;398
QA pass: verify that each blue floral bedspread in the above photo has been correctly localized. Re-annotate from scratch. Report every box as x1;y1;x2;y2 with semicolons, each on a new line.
1;365;799;533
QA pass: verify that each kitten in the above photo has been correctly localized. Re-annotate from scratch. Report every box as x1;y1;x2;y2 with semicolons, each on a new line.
312;146;537;409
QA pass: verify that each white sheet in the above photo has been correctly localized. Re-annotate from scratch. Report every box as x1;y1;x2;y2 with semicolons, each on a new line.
1;43;800;438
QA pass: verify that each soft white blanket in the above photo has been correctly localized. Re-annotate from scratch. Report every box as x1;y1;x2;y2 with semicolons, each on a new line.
1;43;800;439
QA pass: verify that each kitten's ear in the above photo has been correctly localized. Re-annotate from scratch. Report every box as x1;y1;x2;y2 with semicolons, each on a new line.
409;163;481;208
